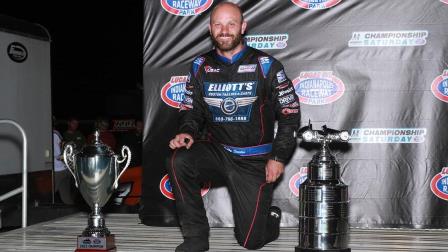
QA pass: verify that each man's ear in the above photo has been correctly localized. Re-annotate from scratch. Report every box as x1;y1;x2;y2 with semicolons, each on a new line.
208;24;212;35
241;21;247;34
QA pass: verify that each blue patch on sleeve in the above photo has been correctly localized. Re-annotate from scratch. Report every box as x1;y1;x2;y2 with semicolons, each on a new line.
192;57;205;77
258;56;273;78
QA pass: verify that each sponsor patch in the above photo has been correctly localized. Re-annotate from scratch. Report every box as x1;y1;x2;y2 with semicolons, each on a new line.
431;167;448;201
350;128;427;144
204;65;221;73
204;82;258;122
161;0;213;16
293;71;345;105
276;69;287;83
258;56;273;78
238;64;257;73
431;69;448;103
289;167;308;197
348;30;428;47
281;108;299;115
245;34;289;50
161;76;188;108
193;57;205;76
291;0;342;9
160;174;210;200
278;86;294;97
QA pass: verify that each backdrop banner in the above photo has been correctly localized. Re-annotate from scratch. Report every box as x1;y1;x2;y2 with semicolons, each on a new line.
142;0;448;228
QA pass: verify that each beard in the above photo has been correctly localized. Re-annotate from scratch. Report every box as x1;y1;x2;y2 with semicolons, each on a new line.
211;32;243;52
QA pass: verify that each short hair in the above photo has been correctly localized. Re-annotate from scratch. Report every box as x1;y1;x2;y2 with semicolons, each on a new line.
210;1;244;23
67;117;78;122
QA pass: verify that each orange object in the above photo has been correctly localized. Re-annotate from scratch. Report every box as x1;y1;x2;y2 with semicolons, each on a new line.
117;165;142;206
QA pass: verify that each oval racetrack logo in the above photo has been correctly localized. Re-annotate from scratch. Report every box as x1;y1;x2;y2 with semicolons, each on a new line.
293;71;345;105
431;70;448;103
161;0;213;16
160;174;211;200
431;168;448;201
161;76;189;108
291;0;342;9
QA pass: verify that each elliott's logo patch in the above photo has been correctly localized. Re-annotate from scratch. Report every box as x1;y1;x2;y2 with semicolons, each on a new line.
204;82;258;122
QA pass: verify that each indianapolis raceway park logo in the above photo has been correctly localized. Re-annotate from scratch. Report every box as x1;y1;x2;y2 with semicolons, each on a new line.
348;30;428;47
161;75;188;108
161;0;213;16
245;34;289;50
160;174;210;200
291;0;342;9
289;167;308;197
293;71;345;105
431;167;448;201
430;70;448;103
350;128;427;144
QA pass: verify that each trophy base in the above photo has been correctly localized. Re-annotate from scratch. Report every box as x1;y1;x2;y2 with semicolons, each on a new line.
75;234;116;251
295;248;351;252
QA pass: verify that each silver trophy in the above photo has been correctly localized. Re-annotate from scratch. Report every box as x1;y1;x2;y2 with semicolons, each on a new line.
63;131;131;251
296;124;351;252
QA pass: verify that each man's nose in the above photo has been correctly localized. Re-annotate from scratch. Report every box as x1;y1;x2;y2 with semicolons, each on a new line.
222;24;229;33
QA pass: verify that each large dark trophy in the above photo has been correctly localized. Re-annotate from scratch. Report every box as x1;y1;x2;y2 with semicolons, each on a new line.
63;131;131;251
296;124;351;252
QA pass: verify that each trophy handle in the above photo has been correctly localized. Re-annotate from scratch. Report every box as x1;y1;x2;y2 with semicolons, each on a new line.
63;144;79;188
113;145;132;189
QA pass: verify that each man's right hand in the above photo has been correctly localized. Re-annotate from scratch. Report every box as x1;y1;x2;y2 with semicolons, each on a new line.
169;133;194;149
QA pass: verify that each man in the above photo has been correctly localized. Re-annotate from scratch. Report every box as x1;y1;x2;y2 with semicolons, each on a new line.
63;117;86;151
168;2;300;251
87;117;117;151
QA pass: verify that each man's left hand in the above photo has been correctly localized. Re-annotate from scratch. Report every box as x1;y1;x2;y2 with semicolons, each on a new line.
265;159;285;183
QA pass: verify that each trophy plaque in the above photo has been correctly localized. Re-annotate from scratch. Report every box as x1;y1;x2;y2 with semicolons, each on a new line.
64;131;131;251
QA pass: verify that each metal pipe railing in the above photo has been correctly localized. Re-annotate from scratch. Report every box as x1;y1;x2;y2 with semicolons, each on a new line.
0;119;28;228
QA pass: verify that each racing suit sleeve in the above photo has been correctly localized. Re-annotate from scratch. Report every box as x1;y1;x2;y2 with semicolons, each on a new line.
177;61;207;139
270;62;301;164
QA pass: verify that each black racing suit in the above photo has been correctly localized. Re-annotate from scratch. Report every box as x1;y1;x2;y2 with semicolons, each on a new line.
167;46;300;249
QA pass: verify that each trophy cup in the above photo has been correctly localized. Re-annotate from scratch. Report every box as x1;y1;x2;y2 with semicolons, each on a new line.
63;131;131;251
296;124;351;252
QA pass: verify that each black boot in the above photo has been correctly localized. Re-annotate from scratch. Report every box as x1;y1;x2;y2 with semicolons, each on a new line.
175;237;209;252
266;206;282;243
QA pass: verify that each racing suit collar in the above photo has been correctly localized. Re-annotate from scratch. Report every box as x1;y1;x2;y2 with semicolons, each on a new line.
214;46;248;65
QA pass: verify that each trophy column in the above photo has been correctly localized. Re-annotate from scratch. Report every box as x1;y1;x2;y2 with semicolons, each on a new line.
296;125;351;252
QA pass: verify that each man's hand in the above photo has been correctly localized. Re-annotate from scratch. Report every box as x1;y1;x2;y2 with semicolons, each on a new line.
265;159;285;183
169;133;194;149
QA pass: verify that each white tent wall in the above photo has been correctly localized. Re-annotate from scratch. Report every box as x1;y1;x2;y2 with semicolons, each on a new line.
0;17;52;175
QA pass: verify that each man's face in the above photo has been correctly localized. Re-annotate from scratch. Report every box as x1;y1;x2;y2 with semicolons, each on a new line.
209;5;246;52
68;120;79;130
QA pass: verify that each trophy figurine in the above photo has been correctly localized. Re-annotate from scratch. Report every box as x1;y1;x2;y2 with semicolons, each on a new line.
64;131;131;251
296;123;351;252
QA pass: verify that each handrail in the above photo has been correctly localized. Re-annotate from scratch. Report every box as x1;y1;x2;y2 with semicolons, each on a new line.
0;119;28;228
